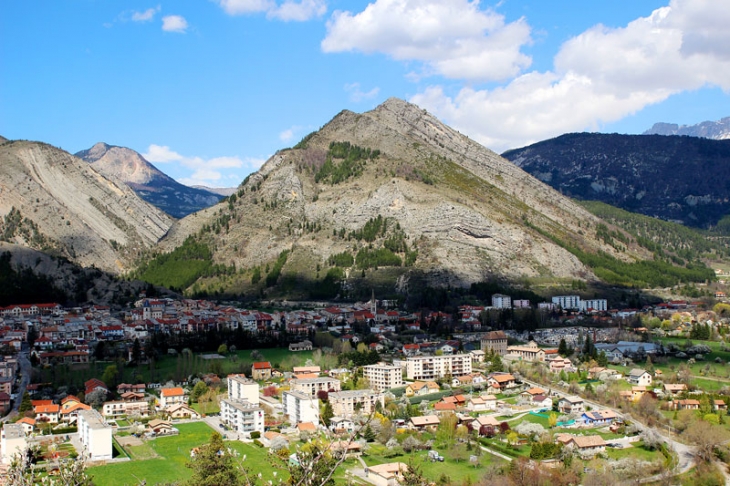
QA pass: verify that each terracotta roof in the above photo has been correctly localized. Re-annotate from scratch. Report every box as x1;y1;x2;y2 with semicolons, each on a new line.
411;415;440;426
161;387;185;397
253;361;272;369
297;422;317;432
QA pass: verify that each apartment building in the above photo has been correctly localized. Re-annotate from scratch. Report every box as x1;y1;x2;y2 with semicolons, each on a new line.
290;377;341;398
328;389;384;418
362;363;403;391
102;400;150;418
227;374;259;404
282;390;320;426
480;331;508;356
1;424;26;464
77;409;113;461
220;398;265;438
405;354;472;381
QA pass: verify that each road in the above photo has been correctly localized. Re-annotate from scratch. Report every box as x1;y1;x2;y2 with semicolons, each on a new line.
2;350;32;423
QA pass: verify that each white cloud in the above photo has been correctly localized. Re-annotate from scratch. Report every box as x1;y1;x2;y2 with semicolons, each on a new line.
345;82;380;102
322;0;532;82
143;144;265;187
268;0;327;21
409;0;730;152
216;0;326;21
162;15;188;33
131;6;160;22
279;128;296;142
143;144;184;163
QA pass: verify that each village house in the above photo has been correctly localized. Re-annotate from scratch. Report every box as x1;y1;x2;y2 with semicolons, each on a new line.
557;396;585;414
251;361;273;381
672;399;700;410
627;369;652;387
166;403;201;419
714;400;728;412
663;383;687;396
560;434;606;457
405;381;440;397
410;415;440;431
472;415;501;435
487;373;517;390
365;462;408;486
582;410;618;426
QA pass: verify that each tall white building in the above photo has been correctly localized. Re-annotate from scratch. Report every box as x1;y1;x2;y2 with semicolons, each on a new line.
77;409;113;461
1;424;26;464
406;354;472;381
228;374;259;404
221;373;264;437
282;390;320;426
491;294;512;309
552;295;582;310
362;363;403;391
220;399;265;438
580;299;608;312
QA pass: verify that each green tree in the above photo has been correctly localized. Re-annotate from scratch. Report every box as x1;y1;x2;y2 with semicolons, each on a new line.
131;338;142;365
363;424;376;442
101;364;118;389
558;339;568;357
186;432;247;486
18;391;32;414
321;400;334;427
218;343;229;355
191;381;209;403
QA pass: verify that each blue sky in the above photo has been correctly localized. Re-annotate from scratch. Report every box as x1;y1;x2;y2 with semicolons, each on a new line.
2;0;729;188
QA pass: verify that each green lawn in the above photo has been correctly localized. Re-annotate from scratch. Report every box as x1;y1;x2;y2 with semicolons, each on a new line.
604;441;664;462
88;422;284;486
364;444;503;484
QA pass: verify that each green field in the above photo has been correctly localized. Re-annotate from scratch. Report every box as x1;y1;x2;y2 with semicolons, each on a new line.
364;443;504;484
36;348;314;391
88;422;284;486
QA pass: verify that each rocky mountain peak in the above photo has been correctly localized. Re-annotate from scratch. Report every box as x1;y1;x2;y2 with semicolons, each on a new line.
76;142;113;162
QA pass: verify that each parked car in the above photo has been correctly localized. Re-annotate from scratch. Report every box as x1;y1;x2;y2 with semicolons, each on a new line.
428;450;444;462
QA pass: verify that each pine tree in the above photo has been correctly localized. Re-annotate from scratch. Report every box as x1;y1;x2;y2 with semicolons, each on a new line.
558;338;568;357
321;400;334;427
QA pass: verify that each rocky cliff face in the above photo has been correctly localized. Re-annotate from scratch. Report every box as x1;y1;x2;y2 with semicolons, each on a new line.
0;140;173;273
162;99;646;295
76;143;224;218
644;116;730;140
503;133;730;229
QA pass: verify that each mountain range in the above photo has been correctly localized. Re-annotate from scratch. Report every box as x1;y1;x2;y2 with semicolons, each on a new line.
644;117;730;140
502;133;730;229
0;102;722;305
75;143;225;219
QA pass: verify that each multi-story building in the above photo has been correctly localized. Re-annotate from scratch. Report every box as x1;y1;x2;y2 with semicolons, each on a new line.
102;400;150;418
290;377;341;398
77;409;113;461
580;299;608;312
506;341;546;362
405;354;472;381
251;361;272;381
1;424;26;464
552;295;581;310
220;398;265;438
480;331;508;356
159;387;187;409
328;389;384;418
362;363;403;391
491;294;512;309
282;390;319;426
227;374;259;404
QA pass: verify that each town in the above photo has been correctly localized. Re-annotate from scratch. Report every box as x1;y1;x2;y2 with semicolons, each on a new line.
1;290;729;485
